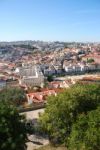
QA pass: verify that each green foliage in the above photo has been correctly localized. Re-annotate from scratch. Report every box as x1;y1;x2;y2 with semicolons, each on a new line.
44;82;49;88
68;107;100;150
39;83;100;146
0;101;27;150
47;75;53;82
0;88;26;107
87;58;94;63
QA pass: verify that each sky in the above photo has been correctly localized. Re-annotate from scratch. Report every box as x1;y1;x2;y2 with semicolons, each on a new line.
0;0;100;42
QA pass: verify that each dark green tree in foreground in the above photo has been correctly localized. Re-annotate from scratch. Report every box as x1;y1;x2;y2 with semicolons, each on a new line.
0;101;27;150
0;88;26;107
68;107;100;150
39;83;100;148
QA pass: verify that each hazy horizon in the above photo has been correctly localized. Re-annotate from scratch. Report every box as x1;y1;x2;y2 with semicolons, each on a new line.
0;40;100;43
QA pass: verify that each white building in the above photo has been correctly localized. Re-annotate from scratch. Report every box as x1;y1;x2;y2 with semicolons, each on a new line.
43;65;56;76
54;65;63;74
81;65;89;72
64;65;73;73
73;65;81;72
64;63;89;73
18;64;44;87
87;64;96;71
0;80;6;89
96;64;100;70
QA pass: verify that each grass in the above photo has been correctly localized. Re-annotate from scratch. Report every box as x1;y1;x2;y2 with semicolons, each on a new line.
35;145;67;150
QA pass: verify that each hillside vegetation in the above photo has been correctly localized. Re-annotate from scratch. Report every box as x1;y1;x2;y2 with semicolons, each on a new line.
39;83;100;150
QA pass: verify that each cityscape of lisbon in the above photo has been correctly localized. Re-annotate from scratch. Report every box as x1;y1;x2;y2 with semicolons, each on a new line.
0;40;100;149
0;41;100;105
0;0;100;150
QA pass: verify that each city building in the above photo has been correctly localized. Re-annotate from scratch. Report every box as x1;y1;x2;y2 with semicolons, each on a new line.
18;63;44;87
0;80;6;90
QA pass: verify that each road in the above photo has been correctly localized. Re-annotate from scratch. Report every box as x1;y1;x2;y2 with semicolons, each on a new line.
21;109;49;150
55;73;100;81
21;108;44;120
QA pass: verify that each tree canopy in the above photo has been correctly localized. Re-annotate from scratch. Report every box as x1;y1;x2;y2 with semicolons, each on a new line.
0;101;27;150
0;88;26;107
47;75;54;82
68;107;100;150
39;83;100;148
87;58;94;63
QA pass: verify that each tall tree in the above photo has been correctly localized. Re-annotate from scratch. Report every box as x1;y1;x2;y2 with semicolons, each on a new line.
0;101;27;150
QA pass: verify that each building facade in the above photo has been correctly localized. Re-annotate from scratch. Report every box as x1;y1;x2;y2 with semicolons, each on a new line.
19;64;44;87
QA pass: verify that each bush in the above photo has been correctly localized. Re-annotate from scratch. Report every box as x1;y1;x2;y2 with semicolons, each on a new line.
68;107;100;150
39;83;100;146
0;88;26;107
0;101;27;150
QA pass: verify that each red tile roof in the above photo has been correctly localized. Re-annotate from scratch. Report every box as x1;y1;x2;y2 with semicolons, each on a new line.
27;88;63;103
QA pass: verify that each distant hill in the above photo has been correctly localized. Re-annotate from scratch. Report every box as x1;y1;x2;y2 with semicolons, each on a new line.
12;44;38;50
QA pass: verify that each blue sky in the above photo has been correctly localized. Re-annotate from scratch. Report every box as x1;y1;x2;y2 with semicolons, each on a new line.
0;0;100;42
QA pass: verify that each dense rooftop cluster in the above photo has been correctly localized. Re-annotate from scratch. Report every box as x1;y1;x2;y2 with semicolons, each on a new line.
0;41;100;107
